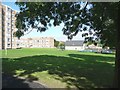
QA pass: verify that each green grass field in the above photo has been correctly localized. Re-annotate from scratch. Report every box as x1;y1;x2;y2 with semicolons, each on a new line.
1;48;115;88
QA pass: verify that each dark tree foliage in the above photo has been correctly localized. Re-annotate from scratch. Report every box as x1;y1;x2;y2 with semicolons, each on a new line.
15;2;90;40
90;2;118;48
15;2;120;88
15;2;118;48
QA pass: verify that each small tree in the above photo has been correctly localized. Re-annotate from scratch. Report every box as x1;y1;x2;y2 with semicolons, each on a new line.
54;39;59;47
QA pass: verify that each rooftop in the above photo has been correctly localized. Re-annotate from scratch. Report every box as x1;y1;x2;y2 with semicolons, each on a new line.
65;40;84;46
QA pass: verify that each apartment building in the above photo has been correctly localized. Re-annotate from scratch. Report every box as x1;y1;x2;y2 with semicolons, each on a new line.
0;4;19;50
0;4;54;49
19;37;54;48
0;3;2;49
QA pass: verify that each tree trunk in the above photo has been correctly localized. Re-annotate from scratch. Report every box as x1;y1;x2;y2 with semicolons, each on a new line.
114;2;120;88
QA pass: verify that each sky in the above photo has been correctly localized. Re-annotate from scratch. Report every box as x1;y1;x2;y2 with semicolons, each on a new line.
2;1;85;41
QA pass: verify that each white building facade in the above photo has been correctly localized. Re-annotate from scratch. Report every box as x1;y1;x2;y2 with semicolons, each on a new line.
65;40;85;51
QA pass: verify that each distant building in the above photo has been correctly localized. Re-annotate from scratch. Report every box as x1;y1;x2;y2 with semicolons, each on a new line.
86;44;102;50
19;37;54;48
65;40;85;51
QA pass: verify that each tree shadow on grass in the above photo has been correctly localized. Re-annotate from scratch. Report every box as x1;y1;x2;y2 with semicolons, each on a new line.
2;72;31;89
2;54;115;89
2;72;47;89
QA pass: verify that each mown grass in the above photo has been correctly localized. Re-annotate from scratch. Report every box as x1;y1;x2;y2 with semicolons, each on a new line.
1;48;115;89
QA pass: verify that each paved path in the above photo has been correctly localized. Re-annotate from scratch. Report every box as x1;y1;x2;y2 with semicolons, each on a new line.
2;73;49;89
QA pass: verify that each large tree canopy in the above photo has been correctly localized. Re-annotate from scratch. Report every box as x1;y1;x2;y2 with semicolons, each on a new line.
15;2;118;48
15;2;120;88
90;2;118;48
15;2;92;40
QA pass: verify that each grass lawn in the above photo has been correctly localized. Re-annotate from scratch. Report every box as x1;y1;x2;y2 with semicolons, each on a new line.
1;48;115;88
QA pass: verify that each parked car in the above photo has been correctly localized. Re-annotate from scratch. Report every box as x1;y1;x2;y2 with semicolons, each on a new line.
93;50;100;53
80;49;93;52
101;49;113;54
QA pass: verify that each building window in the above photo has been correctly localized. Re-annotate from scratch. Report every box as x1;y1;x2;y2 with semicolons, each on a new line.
7;44;10;47
7;33;10;37
17;44;19;46
8;23;10;26
8;17;10;20
7;8;11;12
7;28;10;31
7;38;10;42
